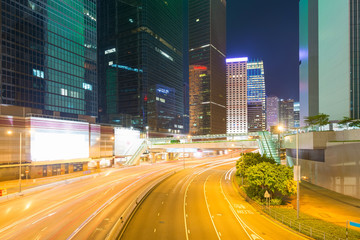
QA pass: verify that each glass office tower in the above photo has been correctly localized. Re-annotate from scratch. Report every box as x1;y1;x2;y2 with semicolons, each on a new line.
98;0;184;133
189;0;226;135
299;0;360;123
247;59;266;131
0;0;97;118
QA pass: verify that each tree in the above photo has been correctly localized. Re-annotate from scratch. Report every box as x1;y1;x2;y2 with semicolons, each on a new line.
304;115;317;127
317;113;330;127
338;117;353;129
235;152;275;177
245;162;296;203
349;120;360;128
304;113;330;131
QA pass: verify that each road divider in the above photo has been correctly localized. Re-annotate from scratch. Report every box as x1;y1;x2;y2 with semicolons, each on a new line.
105;170;176;240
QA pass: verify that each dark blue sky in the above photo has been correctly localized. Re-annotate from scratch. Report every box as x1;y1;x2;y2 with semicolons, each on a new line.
227;0;299;101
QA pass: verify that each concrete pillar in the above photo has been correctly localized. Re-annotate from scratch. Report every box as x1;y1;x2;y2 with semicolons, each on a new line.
151;153;156;163
165;153;169;161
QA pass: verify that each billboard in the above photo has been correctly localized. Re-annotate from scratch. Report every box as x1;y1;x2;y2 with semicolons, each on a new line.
30;117;89;162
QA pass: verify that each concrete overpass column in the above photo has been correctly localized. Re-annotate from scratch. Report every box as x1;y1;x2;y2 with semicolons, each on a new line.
168;153;174;161
150;153;156;163
165;153;169;161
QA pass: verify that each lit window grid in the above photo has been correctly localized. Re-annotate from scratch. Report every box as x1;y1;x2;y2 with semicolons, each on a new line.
226;61;248;133
1;0;97;116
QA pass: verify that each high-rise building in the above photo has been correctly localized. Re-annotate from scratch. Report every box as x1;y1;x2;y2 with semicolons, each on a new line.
247;101;263;132
0;0;97;119
299;0;359;124
189;0;226;135
279;99;294;130
98;0;184;133
226;57;248;134
247;59;266;131
294;101;300;128
266;96;279;130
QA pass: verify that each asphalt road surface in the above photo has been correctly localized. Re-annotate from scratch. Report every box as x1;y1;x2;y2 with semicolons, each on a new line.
121;159;306;240
0;162;182;240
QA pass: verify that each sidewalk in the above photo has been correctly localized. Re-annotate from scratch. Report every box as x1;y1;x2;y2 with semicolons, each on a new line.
292;181;360;229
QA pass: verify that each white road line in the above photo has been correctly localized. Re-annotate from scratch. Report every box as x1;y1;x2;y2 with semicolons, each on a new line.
183;159;236;240
204;175;221;239
220;171;264;240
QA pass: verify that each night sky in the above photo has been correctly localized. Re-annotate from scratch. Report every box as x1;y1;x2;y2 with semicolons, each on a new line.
226;0;299;101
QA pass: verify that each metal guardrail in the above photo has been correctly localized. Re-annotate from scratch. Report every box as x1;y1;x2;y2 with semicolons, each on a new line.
105;171;176;240
236;184;347;240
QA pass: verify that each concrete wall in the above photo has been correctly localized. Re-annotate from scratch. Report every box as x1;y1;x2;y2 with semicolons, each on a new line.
284;130;360;199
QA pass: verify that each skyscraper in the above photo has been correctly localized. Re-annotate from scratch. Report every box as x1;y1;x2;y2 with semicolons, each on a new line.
189;0;226;135
226;57;248;134
294;101;300;128
299;0;359;123
247;101;263;132
279;99;294;130
98;0;184;133
247;59;266;131
266;96;279;130
0;0;97;118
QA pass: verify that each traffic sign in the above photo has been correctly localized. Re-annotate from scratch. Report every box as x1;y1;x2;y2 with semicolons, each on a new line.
350;221;360;228
264;190;270;198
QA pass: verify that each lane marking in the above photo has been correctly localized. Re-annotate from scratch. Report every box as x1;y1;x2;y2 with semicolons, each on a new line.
220;171;263;240
204;175;221;239
183;159;236;240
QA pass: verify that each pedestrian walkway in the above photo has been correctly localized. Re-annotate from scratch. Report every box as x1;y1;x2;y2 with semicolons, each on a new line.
292;181;360;229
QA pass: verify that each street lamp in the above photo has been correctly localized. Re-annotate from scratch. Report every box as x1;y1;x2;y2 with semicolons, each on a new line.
277;125;284;159
7;130;22;193
296;128;300;219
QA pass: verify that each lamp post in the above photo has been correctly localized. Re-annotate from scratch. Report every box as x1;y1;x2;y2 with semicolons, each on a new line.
296;128;300;219
277;125;284;160
7;130;22;193
231;143;235;158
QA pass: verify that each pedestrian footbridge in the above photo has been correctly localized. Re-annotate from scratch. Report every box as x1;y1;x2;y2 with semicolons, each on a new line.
125;132;281;165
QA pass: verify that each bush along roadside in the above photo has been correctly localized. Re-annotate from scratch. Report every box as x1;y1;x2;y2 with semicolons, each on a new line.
234;153;360;240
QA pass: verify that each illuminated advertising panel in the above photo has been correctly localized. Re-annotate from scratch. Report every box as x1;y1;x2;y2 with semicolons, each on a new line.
30;118;89;162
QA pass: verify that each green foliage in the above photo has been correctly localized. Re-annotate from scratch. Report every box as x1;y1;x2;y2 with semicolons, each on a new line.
305;113;330;127
245;162;296;203
349;119;360;128
304;115;317;126
270;198;282;206
235;152;275;177
338;116;353;127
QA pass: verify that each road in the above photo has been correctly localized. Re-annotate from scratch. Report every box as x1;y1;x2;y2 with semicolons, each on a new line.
121;159;306;240
0;162;182;240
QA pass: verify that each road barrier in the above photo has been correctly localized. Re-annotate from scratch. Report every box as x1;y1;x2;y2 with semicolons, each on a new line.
105;170;176;240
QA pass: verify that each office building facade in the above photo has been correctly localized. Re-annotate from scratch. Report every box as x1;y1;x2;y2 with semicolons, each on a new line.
247;101;263;132
189;0;226;134
294;101;300;128
226;57;248;134
299;0;359;123
279;99;294;130
1;0;97;118
266;96;279;130
247;59;266;131
98;0;184;133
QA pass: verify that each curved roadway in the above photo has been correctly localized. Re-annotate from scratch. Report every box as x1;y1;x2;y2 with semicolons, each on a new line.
121;159;306;240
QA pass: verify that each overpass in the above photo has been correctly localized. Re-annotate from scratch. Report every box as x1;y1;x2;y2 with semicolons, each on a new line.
126;132;280;165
